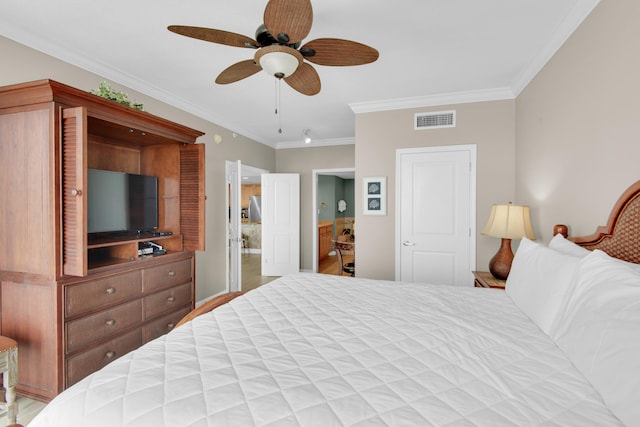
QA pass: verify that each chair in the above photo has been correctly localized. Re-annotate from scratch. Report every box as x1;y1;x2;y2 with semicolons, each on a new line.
333;239;355;277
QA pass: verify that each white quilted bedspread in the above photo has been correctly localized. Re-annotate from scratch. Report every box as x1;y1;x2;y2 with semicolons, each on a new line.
30;273;621;426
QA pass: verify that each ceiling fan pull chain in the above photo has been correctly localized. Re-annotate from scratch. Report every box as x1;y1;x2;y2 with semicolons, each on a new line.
274;78;278;116
276;79;283;134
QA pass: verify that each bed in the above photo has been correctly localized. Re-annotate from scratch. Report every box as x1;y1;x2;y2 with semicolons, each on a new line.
27;181;640;427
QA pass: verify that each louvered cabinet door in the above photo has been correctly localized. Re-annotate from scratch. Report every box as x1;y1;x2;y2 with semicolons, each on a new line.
180;144;205;251
62;107;88;277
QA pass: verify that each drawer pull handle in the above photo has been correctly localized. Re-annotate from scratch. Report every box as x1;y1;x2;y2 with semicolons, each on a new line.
105;319;116;326
106;287;116;295
167;296;176;302
167;323;175;330
168;271;176;277
105;351;116;359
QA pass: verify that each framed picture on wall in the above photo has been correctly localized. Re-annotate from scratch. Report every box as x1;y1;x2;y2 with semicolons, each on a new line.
363;176;386;216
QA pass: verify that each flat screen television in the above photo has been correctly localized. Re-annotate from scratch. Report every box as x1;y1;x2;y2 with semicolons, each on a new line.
87;168;159;236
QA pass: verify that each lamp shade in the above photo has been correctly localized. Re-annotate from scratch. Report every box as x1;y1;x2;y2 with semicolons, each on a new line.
255;45;303;79
481;203;536;240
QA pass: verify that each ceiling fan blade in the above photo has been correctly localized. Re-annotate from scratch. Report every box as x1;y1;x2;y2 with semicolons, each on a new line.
301;38;379;66
284;62;320;96
215;60;262;84
168;25;258;48
264;0;313;44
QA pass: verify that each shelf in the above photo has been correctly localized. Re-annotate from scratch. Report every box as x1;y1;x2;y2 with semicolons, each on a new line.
88;233;178;249
87;234;183;270
87;250;181;271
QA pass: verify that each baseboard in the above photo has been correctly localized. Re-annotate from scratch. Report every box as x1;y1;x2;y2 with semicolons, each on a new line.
195;290;229;307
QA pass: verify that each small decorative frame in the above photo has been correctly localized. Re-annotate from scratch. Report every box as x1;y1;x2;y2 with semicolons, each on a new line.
363;176;386;216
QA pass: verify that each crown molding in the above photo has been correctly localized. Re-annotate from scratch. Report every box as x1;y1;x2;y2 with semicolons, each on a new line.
349;87;515;114
0;25;270;146
3;0;600;146
510;0;600;96
275;137;355;150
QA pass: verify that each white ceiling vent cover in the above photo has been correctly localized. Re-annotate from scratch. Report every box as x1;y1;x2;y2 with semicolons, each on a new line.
415;110;456;130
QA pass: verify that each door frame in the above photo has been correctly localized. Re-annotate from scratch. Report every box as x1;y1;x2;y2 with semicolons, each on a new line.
225;161;269;292
312;168;356;273
394;145;477;283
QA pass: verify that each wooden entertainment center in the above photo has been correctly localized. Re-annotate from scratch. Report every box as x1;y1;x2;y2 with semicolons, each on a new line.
0;79;205;401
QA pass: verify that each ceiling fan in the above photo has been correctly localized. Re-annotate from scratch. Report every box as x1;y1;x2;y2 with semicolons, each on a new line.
168;0;379;96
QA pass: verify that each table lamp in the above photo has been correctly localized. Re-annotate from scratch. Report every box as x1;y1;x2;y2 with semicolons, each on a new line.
481;202;536;280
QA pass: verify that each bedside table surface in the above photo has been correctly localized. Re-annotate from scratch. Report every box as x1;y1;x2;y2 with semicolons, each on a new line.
473;271;506;289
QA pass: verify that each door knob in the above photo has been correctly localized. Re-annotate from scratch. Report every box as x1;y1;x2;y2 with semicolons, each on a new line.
402;241;416;246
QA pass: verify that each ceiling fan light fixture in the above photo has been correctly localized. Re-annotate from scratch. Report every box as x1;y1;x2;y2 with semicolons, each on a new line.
255;45;303;79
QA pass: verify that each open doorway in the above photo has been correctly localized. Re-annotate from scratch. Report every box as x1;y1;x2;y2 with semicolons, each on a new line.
312;168;355;275
226;161;274;293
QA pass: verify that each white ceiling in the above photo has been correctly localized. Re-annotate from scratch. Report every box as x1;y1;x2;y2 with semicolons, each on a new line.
1;0;599;149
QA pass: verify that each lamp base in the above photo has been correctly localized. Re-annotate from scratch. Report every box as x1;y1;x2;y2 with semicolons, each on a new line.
488;238;514;280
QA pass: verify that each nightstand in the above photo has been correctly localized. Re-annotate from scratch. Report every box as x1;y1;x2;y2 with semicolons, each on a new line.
473;271;506;289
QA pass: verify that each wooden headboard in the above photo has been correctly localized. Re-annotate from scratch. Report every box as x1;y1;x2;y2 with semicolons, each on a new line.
554;180;640;264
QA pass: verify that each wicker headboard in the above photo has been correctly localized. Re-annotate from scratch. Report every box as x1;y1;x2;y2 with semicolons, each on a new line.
554;180;640;264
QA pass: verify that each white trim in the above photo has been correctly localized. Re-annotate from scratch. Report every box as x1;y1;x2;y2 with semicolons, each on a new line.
395;145;477;284
275;137;355;150
312;168;356;273
225;161;270;293
1;0;599;147
224;160;233;294
350;88;514;114
0;24;271;147
510;0;600;96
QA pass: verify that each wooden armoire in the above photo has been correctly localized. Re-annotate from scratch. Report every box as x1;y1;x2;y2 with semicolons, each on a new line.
0;79;205;401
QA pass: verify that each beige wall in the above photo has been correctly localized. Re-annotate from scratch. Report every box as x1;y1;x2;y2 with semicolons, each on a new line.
0;35;276;301
354;100;516;280
275;144;355;271
516;0;640;242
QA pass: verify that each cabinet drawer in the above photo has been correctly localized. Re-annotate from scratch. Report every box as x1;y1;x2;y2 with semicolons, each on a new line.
66;299;142;353
66;270;143;318
143;307;191;343
66;329;142;388
143;282;192;320
143;259;192;292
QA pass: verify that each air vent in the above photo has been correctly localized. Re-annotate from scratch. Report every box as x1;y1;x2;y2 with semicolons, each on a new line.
415;110;456;130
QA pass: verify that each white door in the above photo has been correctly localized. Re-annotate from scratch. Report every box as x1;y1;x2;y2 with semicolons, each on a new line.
227;160;242;291
396;146;476;286
262;173;300;276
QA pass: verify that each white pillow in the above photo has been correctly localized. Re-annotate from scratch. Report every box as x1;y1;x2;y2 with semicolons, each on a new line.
552;250;640;427
548;233;590;257
505;237;581;334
